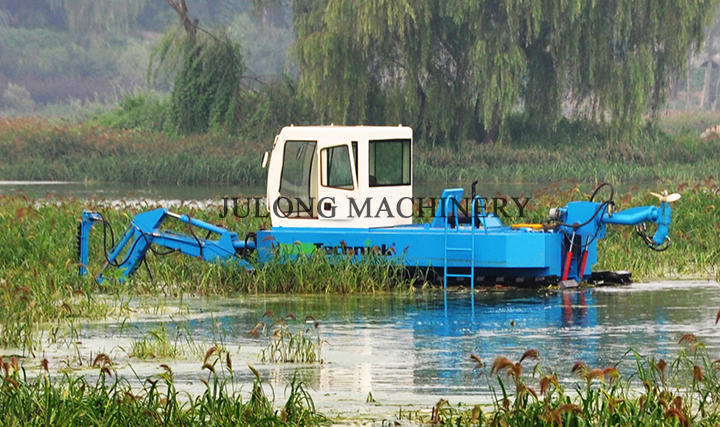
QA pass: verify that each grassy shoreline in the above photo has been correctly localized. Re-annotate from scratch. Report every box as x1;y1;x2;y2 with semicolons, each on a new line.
0;355;324;426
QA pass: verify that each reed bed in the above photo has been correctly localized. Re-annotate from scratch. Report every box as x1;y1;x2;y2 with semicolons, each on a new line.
416;334;720;426
4;330;720;426
418;113;720;185
255;311;325;364
1;116;718;185
414;132;719;184
132;240;413;295
0;194;411;351
517;178;720;280
0;183;720;424
0;118;265;186
129;323;189;359
0;352;324;426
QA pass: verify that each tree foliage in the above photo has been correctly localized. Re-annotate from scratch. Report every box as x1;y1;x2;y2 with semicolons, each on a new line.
697;5;720;109
290;0;719;142
150;27;245;134
149;0;246;135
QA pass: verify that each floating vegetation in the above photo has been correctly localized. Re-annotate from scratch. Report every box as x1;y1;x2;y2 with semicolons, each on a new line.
128;323;197;360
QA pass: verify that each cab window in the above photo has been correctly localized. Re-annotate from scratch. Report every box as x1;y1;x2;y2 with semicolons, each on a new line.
280;140;316;213
369;139;411;186
321;144;354;190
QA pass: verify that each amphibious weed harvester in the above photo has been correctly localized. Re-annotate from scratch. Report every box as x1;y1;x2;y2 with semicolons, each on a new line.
78;126;679;287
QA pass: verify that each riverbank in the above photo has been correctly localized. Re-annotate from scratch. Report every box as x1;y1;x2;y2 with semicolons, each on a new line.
1;113;719;185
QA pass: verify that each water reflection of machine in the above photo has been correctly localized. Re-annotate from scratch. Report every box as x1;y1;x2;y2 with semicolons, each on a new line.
561;291;590;328
409;290;598;394
164;284;710;399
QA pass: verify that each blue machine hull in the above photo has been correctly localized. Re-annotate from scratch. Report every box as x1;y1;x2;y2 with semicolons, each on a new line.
256;224;583;282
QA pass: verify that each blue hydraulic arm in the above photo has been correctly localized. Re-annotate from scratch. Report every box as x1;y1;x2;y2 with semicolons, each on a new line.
603;203;672;247
548;190;678;283
77;208;255;282
551;199;675;250
78;211;103;277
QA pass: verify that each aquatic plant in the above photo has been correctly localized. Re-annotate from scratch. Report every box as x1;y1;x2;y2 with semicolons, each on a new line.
518;178;720;281
0;195;112;352
0;354;324;426
410;332;720;426
0;193;414;353
128;323;195;359
0;180;717;354
250;246;413;294
0;118;266;186
257;312;325;363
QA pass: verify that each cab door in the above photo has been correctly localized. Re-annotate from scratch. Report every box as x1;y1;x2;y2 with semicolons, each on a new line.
316;141;358;222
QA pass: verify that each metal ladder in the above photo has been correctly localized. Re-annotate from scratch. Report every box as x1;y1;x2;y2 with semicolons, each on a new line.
443;196;487;288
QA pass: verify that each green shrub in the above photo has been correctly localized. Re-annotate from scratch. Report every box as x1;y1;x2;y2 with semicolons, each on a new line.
94;92;168;131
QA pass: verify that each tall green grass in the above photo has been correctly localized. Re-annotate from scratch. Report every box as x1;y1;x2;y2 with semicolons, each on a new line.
415;119;720;184
515;179;720;280
0;118;265;186
129;323;189;359
0;185;719;424
0;194;411;351
257;312;325;363
658;110;720;134
0;354;324;426
0;195;111;352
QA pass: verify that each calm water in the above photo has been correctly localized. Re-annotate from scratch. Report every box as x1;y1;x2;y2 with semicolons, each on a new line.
43;280;719;421
0;181;268;200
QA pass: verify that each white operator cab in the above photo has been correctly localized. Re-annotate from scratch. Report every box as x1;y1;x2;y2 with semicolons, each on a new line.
263;125;413;228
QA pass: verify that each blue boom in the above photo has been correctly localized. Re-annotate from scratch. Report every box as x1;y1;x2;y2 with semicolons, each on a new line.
77;209;256;281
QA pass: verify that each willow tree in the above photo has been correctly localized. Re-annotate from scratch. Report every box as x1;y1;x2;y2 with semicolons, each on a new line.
150;0;245;134
289;0;718;142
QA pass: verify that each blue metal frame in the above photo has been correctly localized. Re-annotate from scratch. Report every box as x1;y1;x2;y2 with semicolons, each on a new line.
79;208;255;282
443;190;474;287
